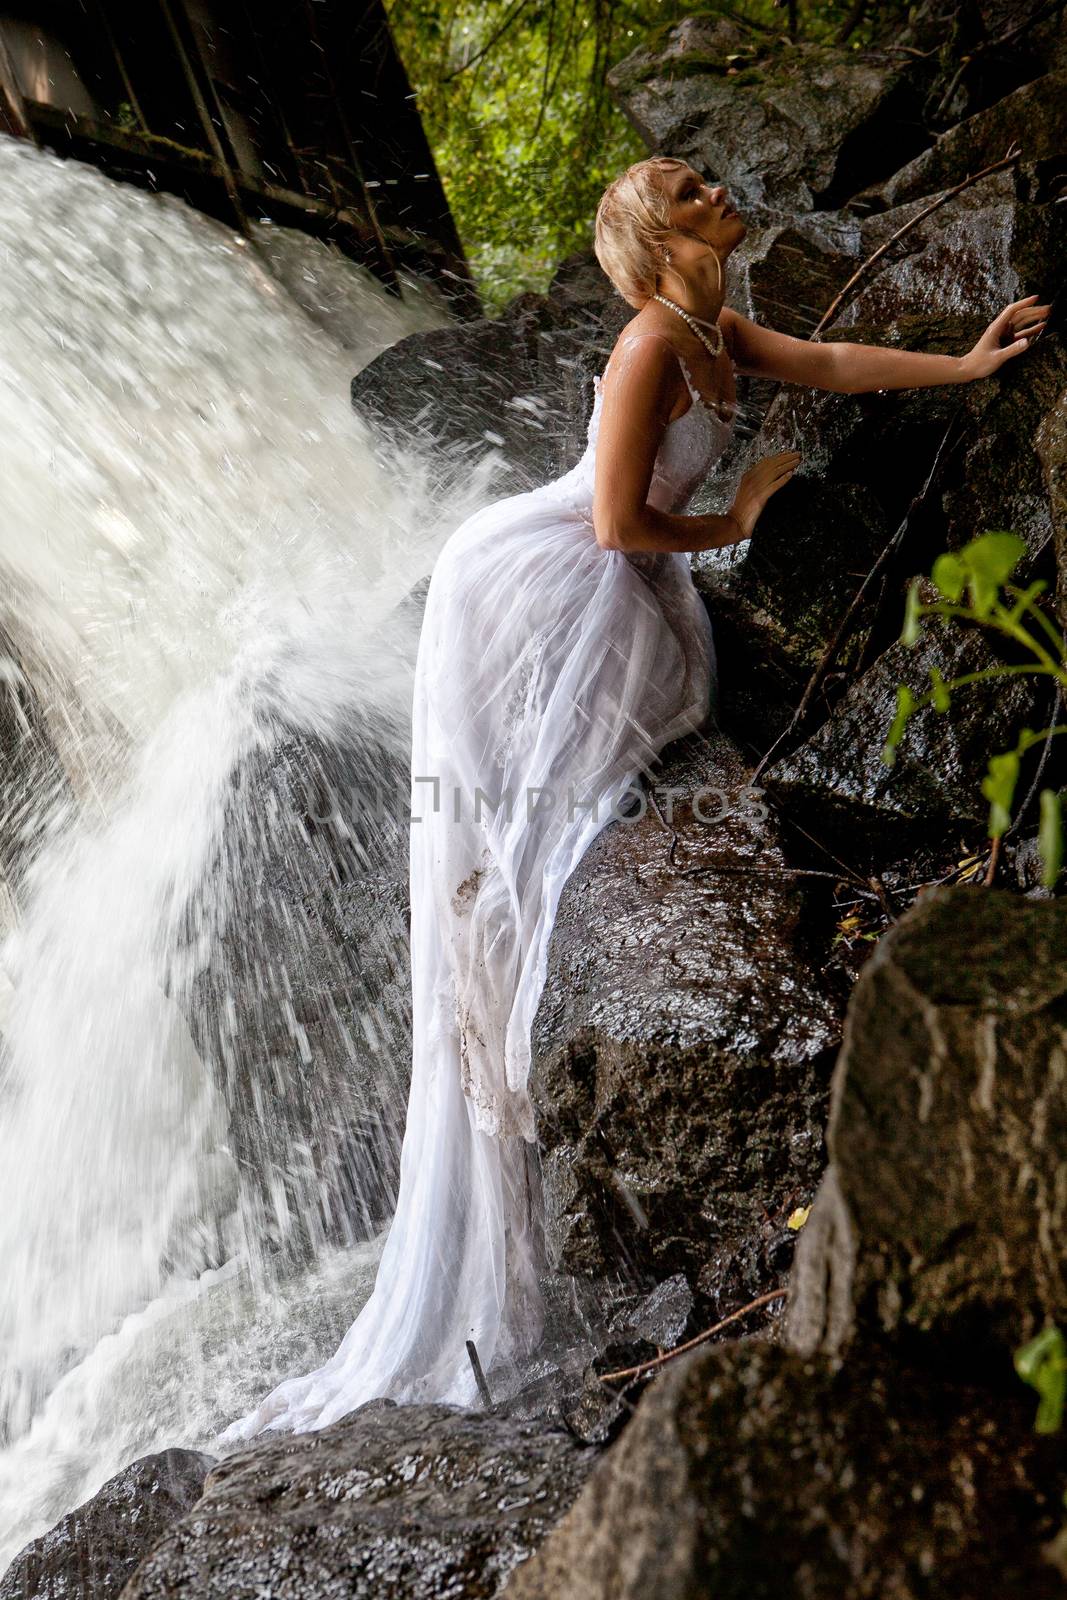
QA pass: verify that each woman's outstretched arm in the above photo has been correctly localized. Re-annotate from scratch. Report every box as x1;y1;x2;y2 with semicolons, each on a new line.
722;295;1050;393
593;334;799;554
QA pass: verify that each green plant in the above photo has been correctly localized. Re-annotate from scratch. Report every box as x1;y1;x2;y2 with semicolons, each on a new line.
1015;1324;1067;1433
384;1;911;313
882;531;1066;887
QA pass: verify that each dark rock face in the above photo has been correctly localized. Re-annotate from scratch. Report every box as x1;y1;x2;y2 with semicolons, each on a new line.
0;630;70;899
1036;347;1067;628
530;728;843;1322
864;69;1067;211
187;720;414;1273
121;1402;595;1600
695;160;1067;755
502;1339;1067;1600
0;1449;215;1600
787;885;1067;1370
761;625;1046;856
608;17;929;214
350;259;628;498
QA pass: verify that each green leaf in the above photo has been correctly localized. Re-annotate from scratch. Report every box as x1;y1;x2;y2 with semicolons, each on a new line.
881;683;915;767
1015;1325;1067;1433
901;578;924;646
929;664;951;712
981;748;1020;837
931;551;966;603
963;531;1028;617
1039;788;1063;887
964;530;1027;586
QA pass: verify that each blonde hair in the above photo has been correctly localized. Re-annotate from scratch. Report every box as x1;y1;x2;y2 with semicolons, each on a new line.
594;157;721;309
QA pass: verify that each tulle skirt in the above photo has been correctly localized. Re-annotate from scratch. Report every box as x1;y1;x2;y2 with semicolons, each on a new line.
217;483;716;1439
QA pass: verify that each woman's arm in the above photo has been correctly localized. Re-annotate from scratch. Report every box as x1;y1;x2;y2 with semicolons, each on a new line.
592;334;798;555
592;336;743;553
721;295;1050;394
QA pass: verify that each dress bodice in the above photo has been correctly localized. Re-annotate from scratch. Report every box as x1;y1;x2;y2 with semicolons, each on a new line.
538;338;735;525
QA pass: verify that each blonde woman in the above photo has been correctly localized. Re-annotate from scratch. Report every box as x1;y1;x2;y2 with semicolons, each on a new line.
219;158;1048;1443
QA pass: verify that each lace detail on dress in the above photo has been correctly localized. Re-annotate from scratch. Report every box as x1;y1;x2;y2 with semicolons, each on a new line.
490;627;552;771
538;333;735;525
447;842;538;1141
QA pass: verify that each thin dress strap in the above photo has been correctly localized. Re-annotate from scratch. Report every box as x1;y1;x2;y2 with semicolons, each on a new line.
597;329;702;408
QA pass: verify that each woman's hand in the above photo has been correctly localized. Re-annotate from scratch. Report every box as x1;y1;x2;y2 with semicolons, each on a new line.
730;450;802;538
961;294;1050;380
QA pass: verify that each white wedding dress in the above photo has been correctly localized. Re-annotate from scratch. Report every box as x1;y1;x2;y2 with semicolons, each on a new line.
218;331;735;1441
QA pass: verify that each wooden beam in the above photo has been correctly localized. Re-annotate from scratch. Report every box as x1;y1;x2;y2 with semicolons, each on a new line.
155;0;252;239
0;25;37;143
84;0;150;134
299;0;401;295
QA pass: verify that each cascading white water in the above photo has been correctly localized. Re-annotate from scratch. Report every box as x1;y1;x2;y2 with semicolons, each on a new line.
0;131;502;1567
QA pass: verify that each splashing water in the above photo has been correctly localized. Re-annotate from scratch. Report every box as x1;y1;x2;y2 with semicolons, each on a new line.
0;132;502;1565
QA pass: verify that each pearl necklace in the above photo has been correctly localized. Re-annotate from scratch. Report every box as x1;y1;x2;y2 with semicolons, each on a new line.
651;293;724;358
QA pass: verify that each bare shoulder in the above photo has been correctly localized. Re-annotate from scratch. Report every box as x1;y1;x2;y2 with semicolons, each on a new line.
602;325;684;418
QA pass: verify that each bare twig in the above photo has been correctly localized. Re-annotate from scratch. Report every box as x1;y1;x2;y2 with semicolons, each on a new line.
598;1289;788;1386
465;1339;495;1410
1003;635;1067;841
813;143;1023;336
441;0;535;82
983;833;1002;886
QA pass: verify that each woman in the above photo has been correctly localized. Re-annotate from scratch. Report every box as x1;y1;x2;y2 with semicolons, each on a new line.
218;157;1047;1443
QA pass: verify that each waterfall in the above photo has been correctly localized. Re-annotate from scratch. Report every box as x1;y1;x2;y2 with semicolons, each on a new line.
0;131;498;1565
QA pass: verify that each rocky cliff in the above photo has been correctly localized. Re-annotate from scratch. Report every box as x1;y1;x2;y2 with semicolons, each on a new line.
8;1;1067;1594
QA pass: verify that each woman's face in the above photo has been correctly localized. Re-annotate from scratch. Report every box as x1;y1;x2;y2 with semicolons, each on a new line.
659;164;746;265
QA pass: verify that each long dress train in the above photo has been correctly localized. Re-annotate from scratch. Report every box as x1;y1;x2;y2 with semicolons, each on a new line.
218;332;736;1440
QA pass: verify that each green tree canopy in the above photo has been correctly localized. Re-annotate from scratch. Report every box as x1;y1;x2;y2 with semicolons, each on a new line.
385;1;909;313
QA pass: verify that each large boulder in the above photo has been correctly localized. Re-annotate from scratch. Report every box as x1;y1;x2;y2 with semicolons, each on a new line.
502;1338;1067;1600
607;17;932;214
695;160;1066;754
760;623;1047;859
859;69;1067;212
0;1450;215;1600
787;885;1067;1370
350;257;626;497
120;1402;595;1600
187;720;414;1273
529;728;843;1323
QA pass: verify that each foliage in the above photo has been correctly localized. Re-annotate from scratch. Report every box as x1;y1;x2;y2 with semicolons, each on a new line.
384;1;910;313
882;532;1067;888
1015;1325;1067;1434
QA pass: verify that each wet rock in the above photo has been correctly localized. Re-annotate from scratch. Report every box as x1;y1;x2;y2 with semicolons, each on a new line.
1036;362;1067;627
761;624;1047;858
187;718;414;1273
843;161;1065;347
529;727;843;1324
787;885;1067;1371
0;631;70;902
608;18;931;214
859;70;1067;212
502;1339;1067;1600
607;1271;693;1349
350;263;626;497
695;160;1066;754
121;1403;595;1600
0;1449;214;1600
